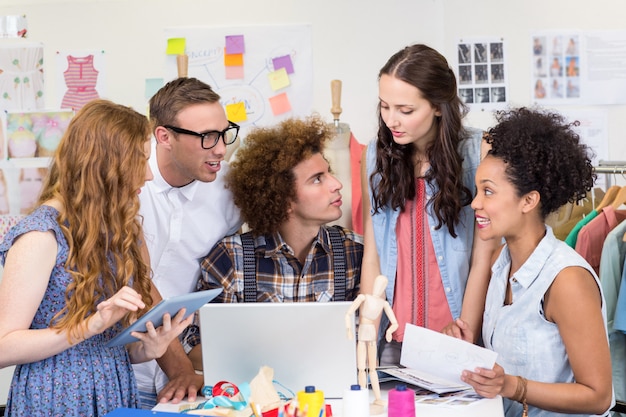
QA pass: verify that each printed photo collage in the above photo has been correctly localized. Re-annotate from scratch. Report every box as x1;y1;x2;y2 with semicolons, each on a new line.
457;40;506;105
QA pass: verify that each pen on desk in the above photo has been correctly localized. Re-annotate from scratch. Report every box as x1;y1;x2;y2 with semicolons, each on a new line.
278;403;285;417
250;401;262;417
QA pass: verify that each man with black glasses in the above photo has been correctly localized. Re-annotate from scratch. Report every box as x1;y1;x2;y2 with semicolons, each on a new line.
134;77;242;409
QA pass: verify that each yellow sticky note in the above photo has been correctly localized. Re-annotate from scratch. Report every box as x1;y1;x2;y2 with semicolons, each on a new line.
224;51;244;67
267;68;290;91
226;102;247;123
269;92;291;116
166;38;186;55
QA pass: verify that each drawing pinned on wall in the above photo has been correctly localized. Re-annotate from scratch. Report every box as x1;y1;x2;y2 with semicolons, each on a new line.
0;41;44;112
0;15;28;38
531;32;580;104
5;109;74;159
56;50;106;111
163;24;313;138
456;37;508;110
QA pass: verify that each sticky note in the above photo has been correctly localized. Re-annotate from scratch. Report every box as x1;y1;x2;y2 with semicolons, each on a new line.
225;35;245;54
145;78;164;99
269;92;292;116
166;38;186;55
224;51;244;67
272;55;294;74
225;66;244;80
267;68;290;91
226;102;247;123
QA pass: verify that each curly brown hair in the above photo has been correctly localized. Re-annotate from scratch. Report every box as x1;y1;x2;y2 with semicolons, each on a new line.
228;115;332;235
371;44;472;237
485;107;596;219
37;99;153;340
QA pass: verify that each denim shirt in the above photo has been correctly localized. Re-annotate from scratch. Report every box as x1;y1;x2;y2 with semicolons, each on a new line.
484;226;611;417
366;127;482;320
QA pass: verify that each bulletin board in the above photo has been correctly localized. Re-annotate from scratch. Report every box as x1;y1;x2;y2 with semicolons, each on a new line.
163;24;313;137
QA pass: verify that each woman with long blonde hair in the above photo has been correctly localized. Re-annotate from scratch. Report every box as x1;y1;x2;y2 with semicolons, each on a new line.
0;99;193;416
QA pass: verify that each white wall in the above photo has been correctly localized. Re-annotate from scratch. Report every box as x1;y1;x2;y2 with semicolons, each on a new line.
1;0;626;404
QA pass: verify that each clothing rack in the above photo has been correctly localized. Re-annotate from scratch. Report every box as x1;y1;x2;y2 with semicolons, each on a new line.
594;160;626;187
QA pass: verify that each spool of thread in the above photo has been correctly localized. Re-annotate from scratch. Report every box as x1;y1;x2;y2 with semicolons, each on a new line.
297;385;325;417
387;384;415;417
342;384;370;417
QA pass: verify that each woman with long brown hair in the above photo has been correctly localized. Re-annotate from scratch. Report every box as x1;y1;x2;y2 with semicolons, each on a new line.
0;99;192;416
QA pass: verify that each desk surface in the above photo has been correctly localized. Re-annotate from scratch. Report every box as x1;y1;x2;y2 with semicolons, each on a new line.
152;383;504;417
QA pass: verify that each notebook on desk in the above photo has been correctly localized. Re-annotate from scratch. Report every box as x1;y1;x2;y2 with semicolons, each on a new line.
198;301;357;399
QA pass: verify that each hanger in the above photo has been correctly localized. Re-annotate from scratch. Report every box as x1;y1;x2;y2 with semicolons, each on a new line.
595;185;621;211
610;185;626;210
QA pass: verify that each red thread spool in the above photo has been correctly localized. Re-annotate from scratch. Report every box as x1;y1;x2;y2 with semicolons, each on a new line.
387;384;415;417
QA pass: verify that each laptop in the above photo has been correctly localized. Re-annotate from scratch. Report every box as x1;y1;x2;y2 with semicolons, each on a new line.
199;302;358;399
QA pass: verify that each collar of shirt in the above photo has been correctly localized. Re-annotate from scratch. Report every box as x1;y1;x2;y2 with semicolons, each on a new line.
262;227;332;258
498;226;555;294
147;143;199;202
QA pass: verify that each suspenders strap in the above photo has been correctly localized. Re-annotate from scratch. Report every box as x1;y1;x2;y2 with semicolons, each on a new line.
241;233;257;303
240;227;347;302
328;226;347;302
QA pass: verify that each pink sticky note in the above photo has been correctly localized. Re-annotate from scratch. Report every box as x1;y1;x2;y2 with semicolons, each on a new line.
272;55;294;74
225;35;245;54
226;66;244;80
269;92;291;116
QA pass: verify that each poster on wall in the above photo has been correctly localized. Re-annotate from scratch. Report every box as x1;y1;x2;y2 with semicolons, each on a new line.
0;109;73;236
531;30;626;105
456;37;508;110
163;24;313;138
0;41;44;112
531;32;580;104
55;50;106;111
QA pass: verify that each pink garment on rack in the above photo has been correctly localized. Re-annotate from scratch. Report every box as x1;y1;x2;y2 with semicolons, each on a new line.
350;133;365;235
575;206;626;275
61;54;99;111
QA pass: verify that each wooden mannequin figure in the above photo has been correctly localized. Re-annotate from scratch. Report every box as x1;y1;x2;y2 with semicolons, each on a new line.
345;275;398;413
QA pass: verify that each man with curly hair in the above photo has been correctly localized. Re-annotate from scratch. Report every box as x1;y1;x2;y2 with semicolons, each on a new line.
183;115;363;369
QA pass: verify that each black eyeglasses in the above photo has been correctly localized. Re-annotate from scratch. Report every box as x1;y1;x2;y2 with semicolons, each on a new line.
163;121;240;149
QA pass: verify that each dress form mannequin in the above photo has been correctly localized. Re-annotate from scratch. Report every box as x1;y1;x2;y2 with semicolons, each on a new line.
325;122;352;229
326;80;353;229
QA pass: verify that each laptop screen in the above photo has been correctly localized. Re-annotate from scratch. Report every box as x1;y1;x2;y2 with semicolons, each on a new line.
198;301;358;399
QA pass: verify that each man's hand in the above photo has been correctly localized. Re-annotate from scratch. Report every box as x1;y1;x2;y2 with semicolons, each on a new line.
157;370;204;404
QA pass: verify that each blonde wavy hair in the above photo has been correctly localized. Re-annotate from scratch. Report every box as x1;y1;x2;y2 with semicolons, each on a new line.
37;99;153;339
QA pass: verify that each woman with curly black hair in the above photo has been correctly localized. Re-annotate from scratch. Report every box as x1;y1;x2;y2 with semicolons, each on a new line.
456;107;613;417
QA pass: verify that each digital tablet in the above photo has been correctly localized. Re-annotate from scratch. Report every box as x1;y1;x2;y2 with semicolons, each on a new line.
105;288;222;347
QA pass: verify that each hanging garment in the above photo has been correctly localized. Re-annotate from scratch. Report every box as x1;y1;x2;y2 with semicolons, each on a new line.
599;219;626;414
575;206;626;274
60;54;99;111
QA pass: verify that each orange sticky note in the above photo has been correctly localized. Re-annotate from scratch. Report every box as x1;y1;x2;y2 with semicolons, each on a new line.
269;93;291;116
166;38;186;55
267;68;290;91
226;102;247;123
224;50;244;67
